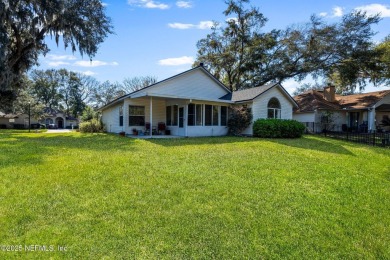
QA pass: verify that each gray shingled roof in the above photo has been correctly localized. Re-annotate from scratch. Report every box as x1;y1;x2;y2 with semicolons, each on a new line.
219;83;277;102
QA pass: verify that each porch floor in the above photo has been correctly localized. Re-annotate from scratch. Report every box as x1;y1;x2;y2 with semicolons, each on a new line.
127;134;183;139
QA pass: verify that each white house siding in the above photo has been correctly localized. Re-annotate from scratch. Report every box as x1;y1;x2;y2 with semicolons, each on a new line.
252;86;294;120
102;103;123;133
314;110;346;132
135;69;229;101
242;87;294;135
293;112;316;132
124;97;166;134
293;113;315;122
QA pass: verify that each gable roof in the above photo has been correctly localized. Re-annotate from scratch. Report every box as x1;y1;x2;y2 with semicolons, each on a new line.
100;65;231;110
294;89;390;112
220;83;276;102
219;83;298;107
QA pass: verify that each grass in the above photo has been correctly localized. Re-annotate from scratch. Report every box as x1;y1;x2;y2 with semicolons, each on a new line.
0;131;389;259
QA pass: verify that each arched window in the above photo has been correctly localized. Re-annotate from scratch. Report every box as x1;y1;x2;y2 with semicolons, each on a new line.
267;98;281;119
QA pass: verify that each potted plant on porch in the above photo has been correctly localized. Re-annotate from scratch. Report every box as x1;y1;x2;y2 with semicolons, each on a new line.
132;128;138;135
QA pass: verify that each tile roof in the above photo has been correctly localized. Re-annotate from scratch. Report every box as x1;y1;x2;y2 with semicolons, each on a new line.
337;90;390;109
293;90;341;112
294;89;390;112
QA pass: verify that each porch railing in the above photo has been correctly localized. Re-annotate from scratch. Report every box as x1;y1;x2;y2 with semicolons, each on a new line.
324;131;390;147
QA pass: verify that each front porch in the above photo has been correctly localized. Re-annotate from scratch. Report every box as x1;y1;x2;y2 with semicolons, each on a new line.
118;95;231;137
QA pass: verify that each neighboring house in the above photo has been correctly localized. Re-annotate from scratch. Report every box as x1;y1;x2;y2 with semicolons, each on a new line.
0;107;78;129
293;85;390;133
100;65;298;137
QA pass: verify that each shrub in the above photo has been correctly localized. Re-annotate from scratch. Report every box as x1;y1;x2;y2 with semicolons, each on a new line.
253;119;305;138
227;105;253;136
79;119;104;133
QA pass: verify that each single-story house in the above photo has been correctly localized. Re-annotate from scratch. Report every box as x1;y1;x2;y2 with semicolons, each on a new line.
0;107;78;129
100;65;298;137
293;85;390;133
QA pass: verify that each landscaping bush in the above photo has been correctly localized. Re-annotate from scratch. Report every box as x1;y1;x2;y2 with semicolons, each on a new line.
253;119;305;138
227;105;252;135
0;124;6;129
79;119;104;133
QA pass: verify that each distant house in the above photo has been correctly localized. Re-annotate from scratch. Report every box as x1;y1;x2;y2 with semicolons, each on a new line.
293;85;390;133
100;65;298;137
0;107;78;129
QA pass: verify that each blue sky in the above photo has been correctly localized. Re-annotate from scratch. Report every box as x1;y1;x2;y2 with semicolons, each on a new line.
36;0;390;94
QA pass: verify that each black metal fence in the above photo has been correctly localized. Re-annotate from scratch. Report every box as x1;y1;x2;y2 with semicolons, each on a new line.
324;131;390;147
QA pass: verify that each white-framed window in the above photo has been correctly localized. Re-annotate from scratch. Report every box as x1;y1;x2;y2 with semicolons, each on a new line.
129;105;145;126
267;98;281;119
205;105;220;126
220;106;228;126
187;103;203;126
166;105;178;126
119;105;123;126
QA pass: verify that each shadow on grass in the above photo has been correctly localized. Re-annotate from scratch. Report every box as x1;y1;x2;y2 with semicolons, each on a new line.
0;132;138;169
268;135;355;155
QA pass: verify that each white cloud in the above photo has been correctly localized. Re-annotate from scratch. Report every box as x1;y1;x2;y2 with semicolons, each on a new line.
47;61;71;67
102;2;109;7
168;23;195;29
158;56;194;66
198;21;213;29
226;17;238;23
128;0;169;10
74;60;119;67
168;21;213;30
281;78;300;95
333;6;344;17
47;54;77;61
81;71;97;76
355;4;390;18
176;1;192;8
319;12;328;17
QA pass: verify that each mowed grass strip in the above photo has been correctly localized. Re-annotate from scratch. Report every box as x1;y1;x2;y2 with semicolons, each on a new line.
0;132;389;259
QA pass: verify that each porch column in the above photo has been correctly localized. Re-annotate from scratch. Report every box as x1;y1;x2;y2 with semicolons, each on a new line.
150;96;153;137
184;103;188;137
368;106;376;132
123;100;128;133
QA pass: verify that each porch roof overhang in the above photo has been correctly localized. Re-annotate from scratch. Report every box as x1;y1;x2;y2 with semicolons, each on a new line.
376;104;390;111
130;92;235;104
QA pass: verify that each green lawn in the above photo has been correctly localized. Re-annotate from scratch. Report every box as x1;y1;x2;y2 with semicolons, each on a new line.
0;132;389;259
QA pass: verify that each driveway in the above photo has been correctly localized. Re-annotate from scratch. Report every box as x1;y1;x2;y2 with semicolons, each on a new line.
46;129;73;133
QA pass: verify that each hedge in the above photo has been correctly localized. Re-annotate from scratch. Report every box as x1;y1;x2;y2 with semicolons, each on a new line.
253;119;305;138
79;119;104;133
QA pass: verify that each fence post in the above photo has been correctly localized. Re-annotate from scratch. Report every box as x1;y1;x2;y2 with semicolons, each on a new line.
373;132;376;146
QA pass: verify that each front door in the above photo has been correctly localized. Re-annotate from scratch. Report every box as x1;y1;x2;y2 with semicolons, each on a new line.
178;107;185;136
57;119;64;129
349;112;360;132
